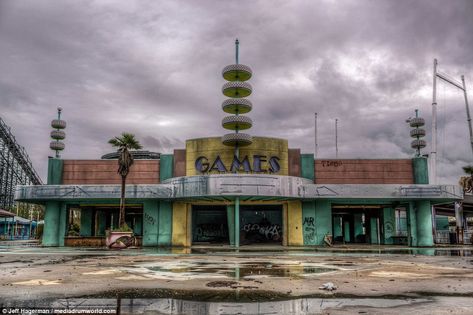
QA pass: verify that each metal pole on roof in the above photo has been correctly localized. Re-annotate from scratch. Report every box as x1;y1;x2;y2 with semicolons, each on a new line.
461;75;473;158
335;118;339;158
314;113;318;158
431;59;438;184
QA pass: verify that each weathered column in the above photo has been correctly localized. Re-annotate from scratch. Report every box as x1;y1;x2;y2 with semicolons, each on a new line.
235;197;240;247
43;201;61;246
227;205;235;246
158;201;172;246
407;202;418;247
314;200;332;245
416;200;434;246
412;157;429;184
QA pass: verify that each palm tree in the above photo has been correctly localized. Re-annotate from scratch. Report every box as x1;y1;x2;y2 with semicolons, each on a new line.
108;132;142;229
460;165;473;194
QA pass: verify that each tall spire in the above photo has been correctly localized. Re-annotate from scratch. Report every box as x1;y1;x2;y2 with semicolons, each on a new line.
221;39;253;157
50;107;66;158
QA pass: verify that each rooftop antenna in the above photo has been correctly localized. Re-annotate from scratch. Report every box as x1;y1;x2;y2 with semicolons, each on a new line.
431;59;473;184
314;113;318;158
335;118;338;158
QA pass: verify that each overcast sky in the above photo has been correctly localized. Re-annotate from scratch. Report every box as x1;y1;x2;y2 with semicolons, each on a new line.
1;0;472;184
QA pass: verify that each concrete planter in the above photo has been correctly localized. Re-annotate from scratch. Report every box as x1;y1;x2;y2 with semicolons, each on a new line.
106;231;134;249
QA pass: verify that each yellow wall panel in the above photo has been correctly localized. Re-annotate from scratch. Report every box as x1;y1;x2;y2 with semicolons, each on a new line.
287;200;303;246
172;202;190;247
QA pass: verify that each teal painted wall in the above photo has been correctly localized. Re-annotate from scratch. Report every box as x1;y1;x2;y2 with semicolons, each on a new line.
300;154;315;181
226;205;235;246
314;200;332;245
412;157;429;184
302;201;316;245
416;200;433;246
158;201;172;246
80;208;93;237
160;154;174;182
47;158;63;185
43;201;61;246
143;200;159;246
383;208;395;245
370;217;379;244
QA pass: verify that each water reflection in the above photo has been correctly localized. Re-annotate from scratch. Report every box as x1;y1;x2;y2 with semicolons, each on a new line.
138;261;337;280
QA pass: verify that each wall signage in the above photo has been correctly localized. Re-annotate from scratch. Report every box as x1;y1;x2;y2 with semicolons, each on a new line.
195;155;280;174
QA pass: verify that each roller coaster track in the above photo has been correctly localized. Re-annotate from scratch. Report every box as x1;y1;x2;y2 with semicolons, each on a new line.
0;117;42;210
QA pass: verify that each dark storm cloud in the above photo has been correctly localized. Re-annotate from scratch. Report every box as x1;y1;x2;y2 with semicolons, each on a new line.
0;0;472;184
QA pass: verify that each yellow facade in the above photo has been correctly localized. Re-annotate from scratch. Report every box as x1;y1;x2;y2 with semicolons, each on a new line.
186;136;288;176
171;202;191;247
286;200;303;246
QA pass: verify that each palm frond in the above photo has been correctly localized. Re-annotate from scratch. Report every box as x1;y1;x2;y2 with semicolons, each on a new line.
109;132;143;150
463;165;473;175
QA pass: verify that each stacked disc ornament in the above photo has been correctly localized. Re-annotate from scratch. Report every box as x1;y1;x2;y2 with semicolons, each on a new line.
221;39;253;151
50;107;66;158
409;109;426;156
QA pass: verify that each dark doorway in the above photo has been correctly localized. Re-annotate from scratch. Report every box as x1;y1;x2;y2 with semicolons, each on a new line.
192;205;229;244
332;206;382;244
240;205;283;244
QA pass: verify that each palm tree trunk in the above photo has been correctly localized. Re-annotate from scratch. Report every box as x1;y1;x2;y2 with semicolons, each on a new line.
119;175;126;228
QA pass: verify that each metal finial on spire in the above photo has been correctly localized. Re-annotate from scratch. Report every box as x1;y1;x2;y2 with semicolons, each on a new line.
408;108;426;157
235;38;239;64
50;107;66;158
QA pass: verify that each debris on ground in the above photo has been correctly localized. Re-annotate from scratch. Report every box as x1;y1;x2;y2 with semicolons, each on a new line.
319;282;337;291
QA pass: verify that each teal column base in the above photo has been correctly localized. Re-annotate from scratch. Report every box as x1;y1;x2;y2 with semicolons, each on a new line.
235;198;240;247
408;202;418;246
227;205;235;246
416;200;434;246
370;217;379;244
42;201;61;246
314;200;331;245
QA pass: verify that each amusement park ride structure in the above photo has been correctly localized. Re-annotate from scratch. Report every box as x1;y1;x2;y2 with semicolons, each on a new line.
431;58;473;184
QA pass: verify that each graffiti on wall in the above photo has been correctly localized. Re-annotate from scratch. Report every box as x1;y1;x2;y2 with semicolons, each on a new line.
194;224;228;242
144;213;155;225
303;216;316;243
242;223;282;242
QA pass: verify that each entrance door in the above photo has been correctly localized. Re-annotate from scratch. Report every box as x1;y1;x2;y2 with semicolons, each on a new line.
192;205;229;244
332;206;384;244
240;205;283;244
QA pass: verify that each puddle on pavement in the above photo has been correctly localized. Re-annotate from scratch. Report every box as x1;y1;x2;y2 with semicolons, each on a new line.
2;295;434;314
129;260;337;280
